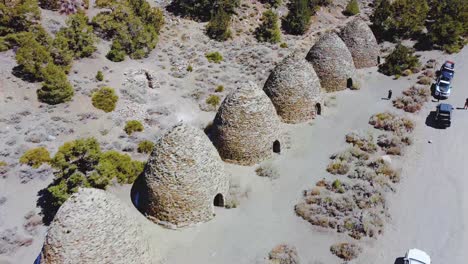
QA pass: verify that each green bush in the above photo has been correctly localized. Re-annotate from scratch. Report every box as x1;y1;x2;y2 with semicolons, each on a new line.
92;86;118;112
280;42;288;48
37;63;74;104
137;140;155;154
124;120;144;135
52;137;102;178
255;9;281;43
96;150;145;184
47;137;144;207
206;94;221;107
206;3;232;41
282;0;312;35
206;51;223;63
343;0;360;16
96;70;104;81
0;161;6;167
379;44;420;76
19;147;51;168
215;85;224;92
186;65;193;72
55;12;96;59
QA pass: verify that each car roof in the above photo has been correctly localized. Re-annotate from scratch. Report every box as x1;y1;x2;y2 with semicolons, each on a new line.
407;249;431;264
441;71;453;79
438;103;453;112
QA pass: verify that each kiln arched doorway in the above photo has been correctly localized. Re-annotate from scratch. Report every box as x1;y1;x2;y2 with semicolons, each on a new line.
214;193;224;207
273;140;281;154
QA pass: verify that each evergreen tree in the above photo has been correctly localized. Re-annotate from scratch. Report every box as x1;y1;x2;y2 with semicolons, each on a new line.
426;0;468;53
37;63;74;104
206;2;232;41
255;9;281;43
282;0;312;35
0;0;41;36
56;12;96;58
15;35;53;79
379;44;420;76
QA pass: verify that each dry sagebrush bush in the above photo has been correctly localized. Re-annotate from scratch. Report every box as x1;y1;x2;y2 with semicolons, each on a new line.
369;112;415;134
327;160;350;175
268;244;300;264
345;132;378;153
330;242;362;261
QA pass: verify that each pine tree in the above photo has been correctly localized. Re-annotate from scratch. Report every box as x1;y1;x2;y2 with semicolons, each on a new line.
37;63;74;104
206;2;232;41
282;0;312;35
55;12;96;58
15;35;53;79
255;9;281;43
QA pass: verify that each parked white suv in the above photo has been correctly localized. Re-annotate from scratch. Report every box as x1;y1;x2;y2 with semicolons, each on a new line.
404;248;431;264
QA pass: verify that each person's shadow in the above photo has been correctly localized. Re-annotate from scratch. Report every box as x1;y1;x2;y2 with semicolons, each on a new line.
394;257;405;264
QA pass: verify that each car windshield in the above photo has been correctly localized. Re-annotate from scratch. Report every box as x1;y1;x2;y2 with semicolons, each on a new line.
409;259;427;264
439;82;450;88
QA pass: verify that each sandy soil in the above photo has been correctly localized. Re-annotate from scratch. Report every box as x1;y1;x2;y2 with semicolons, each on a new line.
1;0;467;263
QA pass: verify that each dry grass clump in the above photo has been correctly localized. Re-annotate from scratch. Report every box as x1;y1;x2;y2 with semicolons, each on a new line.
296;180;387;239
345;132;378;153
367;158;400;184
256;162;280;179
327;161;350;175
417;76;432;85
330;242;362;261
377;134;412;155
268;244;300;264
393;86;430;113
369;112;415;134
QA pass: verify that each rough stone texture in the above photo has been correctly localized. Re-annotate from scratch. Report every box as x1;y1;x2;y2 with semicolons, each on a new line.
211;81;282;166
135;123;229;229
306;32;357;92
41;188;151;264
339;19;379;69
263;53;323;124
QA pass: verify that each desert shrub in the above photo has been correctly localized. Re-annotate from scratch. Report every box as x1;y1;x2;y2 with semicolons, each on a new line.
255;163;280;179
95;150;145;184
369;112;415;134
282;0;312;35
331;179;345;193
206;95;221;107
268;244;300;264
379;44;420;76
343;0;359;16
417;76;432;85
345;132;377;153
19;147;51;168
137;140;154;154
206;2;232;41
91;86;118;112
0;161;6;167
330;243;362;261
39;0;60;10
393;86;430;113
205;51;223;63
96;70;104;81
124;120;144;135
215;85;224;92
55;12;96;58
371;0;429;40
327;161;350;175
280;42;288;48
255;9;281;43
37;63;74;104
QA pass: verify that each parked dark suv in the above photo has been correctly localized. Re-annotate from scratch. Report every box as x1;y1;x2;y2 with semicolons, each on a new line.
435;103;453;128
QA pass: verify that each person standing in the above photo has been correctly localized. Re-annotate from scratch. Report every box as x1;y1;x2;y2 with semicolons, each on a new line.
464;98;468;109
387;89;392;100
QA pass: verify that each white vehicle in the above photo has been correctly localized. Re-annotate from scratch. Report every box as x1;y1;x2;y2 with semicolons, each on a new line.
434;76;452;98
404;248;431;264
